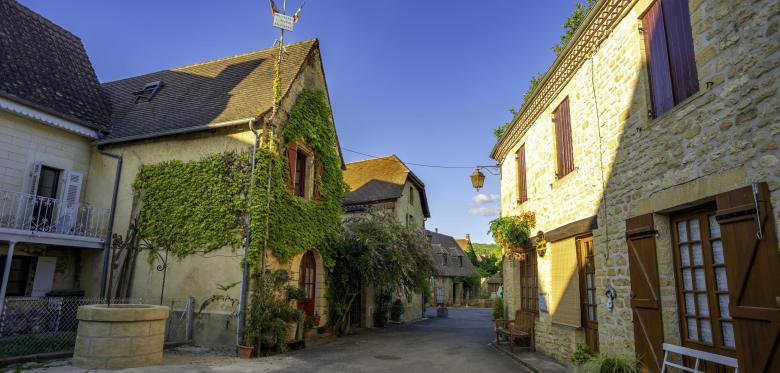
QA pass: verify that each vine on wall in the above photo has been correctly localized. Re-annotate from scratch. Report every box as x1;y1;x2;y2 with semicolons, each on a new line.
132;90;345;268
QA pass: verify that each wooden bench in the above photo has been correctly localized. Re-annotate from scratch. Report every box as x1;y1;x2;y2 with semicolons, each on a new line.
660;343;739;373
495;310;535;352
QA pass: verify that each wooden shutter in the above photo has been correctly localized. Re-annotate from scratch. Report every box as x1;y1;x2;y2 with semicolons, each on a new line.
286;143;297;192
715;183;780;372
661;0;699;104
59;170;83;233
516;145;527;203
550;237;581;327
313;161;324;201
554;98;574;177
643;0;674;117
626;214;664;373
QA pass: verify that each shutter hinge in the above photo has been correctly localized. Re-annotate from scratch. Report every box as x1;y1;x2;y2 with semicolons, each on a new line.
647;110;654;119
638;26;645;34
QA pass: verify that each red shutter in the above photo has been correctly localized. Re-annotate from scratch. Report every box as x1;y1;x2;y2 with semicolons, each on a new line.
626;214;664;373
313;161;324;201
287;143;297;192
643;0;674;117
554;98;574;177
516;145;527;203
715;183;780;372
662;0;699;104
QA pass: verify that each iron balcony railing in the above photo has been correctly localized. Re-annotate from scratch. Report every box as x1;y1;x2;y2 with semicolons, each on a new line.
0;190;110;240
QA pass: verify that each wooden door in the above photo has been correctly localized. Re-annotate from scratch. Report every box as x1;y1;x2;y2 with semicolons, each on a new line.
298;251;316;317
626;214;664;373
577;236;599;351
715;183;780;372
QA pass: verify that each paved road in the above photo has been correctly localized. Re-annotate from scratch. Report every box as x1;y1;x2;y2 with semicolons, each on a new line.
26;307;528;373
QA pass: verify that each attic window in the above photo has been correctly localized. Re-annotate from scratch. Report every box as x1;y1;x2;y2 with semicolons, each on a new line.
133;80;163;103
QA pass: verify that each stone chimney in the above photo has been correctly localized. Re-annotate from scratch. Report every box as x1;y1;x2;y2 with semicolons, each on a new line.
435;228;438;233
465;233;471;242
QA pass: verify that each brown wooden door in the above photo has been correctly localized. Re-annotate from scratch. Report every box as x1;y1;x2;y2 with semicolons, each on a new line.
715;183;780;372
577;236;599;352
626;214;664;373
298;251;316;317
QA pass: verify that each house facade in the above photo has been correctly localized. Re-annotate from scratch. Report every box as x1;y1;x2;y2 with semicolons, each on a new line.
342;155;431;326
427;230;479;306
0;0;115;312
492;0;779;371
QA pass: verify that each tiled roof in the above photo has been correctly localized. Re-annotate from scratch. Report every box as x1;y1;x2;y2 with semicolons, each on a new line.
99;39;318;143
342;155;430;217
0;0;110;129
487;271;502;284
426;230;478;278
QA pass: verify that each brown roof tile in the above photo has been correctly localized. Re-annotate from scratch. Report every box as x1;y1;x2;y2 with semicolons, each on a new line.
0;0;110;129
342;155;430;217
99;39;318;143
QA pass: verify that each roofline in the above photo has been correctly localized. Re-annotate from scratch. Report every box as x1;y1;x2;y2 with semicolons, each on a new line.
0;90;104;131
0;94;99;139
490;0;629;161
93;116;257;145
344;155;432;218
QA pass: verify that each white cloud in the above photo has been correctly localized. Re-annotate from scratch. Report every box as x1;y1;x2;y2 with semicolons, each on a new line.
468;206;500;217
472;193;500;204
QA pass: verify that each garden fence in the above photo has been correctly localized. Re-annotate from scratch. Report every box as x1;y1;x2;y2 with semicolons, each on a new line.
0;296;140;359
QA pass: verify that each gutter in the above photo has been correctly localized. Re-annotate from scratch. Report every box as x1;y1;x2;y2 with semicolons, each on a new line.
94;117;259;145
236;119;258;347
98;149;123;298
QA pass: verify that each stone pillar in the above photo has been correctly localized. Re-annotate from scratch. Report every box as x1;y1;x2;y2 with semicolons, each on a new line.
73;304;169;370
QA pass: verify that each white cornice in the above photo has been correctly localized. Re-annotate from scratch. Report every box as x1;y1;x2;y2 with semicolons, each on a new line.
0;96;99;139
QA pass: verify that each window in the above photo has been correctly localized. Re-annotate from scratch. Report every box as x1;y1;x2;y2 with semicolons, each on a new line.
553;98;574;178
294;152;307;197
406;214;414;227
0;256;32;296
458;256;463;267
442;253;448;266
520;251;539;314
516;144;527;203
643;0;699;118
672;209;735;354
409;186;414;205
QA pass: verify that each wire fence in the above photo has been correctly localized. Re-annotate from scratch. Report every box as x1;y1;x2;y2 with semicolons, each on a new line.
0;296;196;360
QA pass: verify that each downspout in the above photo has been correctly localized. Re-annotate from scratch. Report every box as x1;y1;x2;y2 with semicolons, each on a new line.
0;241;17;317
98;149;122;300
237;119;258;347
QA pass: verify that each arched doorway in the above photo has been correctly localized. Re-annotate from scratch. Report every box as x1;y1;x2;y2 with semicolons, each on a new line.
298;251;316;317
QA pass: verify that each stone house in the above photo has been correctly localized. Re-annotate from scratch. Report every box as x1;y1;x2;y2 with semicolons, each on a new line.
341;155;430;326
426;230;479;306
0;0;345;350
491;0;779;371
0;0;114;311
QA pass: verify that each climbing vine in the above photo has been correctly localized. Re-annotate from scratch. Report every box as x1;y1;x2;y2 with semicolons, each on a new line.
132;90;345;268
133;152;248;259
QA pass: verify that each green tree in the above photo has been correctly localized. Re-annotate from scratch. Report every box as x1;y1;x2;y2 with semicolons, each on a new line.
553;0;596;55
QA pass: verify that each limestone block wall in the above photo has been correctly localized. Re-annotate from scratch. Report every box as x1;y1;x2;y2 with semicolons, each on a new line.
497;0;779;364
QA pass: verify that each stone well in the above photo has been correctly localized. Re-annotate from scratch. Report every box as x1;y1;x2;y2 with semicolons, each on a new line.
73;304;169;370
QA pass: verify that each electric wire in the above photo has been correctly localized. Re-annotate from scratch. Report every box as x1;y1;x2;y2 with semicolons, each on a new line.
341;147;493;170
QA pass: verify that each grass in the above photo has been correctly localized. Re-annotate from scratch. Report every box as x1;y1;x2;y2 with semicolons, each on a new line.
0;332;76;359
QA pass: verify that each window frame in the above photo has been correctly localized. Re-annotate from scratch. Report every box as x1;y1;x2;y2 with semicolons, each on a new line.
670;206;736;357
519;251;539;314
516;144;528;203
553;97;574;178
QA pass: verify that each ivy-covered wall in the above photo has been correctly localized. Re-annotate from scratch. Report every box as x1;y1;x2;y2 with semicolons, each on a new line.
132;90;345;269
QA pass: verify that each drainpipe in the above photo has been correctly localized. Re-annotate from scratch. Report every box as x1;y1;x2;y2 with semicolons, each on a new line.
236;119;258;347
98;149;123;299
0;241;17;317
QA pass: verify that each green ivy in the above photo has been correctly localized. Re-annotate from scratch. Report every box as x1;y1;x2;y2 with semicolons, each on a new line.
132;90;345;268
133;152;248;259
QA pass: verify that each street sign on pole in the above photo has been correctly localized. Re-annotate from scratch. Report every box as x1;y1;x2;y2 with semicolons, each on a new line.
273;13;294;31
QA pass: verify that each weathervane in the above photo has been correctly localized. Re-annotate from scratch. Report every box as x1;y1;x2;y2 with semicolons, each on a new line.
269;0;304;115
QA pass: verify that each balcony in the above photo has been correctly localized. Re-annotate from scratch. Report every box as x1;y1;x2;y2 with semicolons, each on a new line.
0;190;110;248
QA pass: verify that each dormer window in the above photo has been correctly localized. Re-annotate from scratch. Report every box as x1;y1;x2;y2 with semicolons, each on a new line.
443;253;448;266
133;80;163;103
459;256;463;267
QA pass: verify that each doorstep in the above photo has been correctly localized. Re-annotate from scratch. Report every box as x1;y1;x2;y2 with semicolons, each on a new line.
489;341;571;373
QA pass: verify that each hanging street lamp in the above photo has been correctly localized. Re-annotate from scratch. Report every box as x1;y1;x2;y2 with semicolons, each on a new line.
470;165;500;191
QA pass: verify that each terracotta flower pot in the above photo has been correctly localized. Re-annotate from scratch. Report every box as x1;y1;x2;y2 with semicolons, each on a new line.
237;345;255;359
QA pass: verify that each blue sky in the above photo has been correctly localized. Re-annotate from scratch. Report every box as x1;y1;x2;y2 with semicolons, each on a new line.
22;0;578;243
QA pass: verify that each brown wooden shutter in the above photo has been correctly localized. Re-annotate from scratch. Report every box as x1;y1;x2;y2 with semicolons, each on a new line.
313;161;324;201
516;145;527;203
715;183;780;372
626;213;664;373
554;98;574;177
286;143;297;192
662;0;699;104
643;0;674;117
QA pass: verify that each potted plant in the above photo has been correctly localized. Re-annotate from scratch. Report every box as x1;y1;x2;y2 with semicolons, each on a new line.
313;311;321;327
286;308;304;341
390;299;404;323
237;343;255;359
582;353;639;373
303;315;316;339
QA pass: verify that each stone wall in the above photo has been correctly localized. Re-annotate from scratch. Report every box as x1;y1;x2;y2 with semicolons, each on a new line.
497;0;779;365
